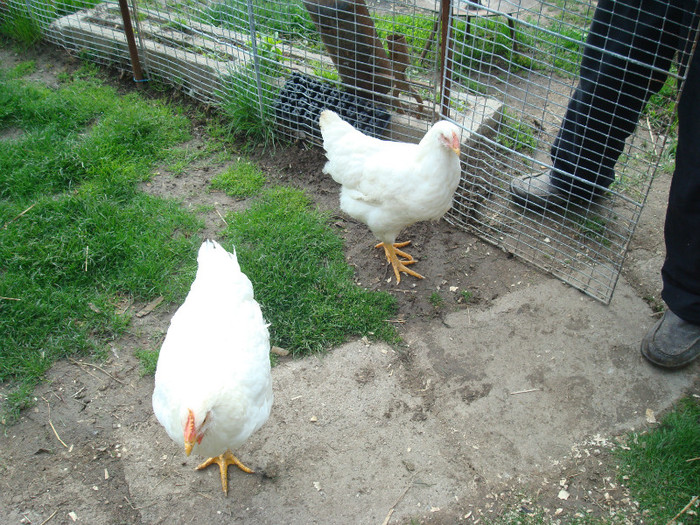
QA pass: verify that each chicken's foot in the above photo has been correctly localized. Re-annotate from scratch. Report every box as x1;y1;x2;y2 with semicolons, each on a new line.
375;240;415;262
196;449;254;494
378;241;424;284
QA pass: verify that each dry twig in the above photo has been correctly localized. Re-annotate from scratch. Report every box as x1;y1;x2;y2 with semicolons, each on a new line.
39;510;58;525
136;296;164;318
381;476;414;525
48;420;68;448
2;202;36;230
666;495;699;525
510;388;541;395
646;116;659;155
45;401;68;449
68;358;125;385
215;207;228;226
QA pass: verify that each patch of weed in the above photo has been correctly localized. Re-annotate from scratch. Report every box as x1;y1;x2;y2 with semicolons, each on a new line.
134;348;160;376
0;7;42;46
497;108;537;153
219;67;279;150
429;291;444;308
615;397;700;523
210;159;266;198
577;216;611;246
222;186;399;354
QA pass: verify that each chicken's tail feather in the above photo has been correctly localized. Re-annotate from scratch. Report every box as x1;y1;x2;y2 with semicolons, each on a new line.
198;239;242;274
318;109;341;130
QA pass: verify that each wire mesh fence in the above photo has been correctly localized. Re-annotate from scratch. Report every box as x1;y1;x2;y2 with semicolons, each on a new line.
2;0;697;303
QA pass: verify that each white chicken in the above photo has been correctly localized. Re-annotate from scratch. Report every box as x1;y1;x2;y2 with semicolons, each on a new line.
152;239;273;495
319;110;461;283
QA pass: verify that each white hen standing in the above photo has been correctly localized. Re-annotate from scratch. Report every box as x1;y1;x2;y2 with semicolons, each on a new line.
319;110;461;283
152;239;273;495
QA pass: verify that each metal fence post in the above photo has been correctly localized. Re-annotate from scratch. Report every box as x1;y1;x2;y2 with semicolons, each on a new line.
246;0;266;122
117;0;144;82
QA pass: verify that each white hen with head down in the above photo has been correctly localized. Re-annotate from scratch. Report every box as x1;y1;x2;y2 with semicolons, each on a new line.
152;239;272;493
319;110;462;283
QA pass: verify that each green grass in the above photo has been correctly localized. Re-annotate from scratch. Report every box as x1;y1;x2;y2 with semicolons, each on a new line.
527;21;588;77
615;397;700;523
642;68;680;161
0;63;202;422
0;54;402;422
210;159;266;198
575;216;611;247
0;1;101;46
477;397;700;525
201;0;317;41
497;108;537;153
644;68;679;132
0;7;42;46
219;67;280;149
51;0;102;18
221;186;399;354
134;348;159;377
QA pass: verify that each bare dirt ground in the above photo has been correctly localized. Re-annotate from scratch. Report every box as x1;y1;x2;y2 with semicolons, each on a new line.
1;44;698;525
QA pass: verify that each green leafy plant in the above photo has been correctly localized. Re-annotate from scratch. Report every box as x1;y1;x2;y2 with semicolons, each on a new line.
429;291;444;308
259;32;285;77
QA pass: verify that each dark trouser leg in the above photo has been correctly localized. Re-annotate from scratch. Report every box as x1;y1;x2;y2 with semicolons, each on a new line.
661;47;700;323
550;0;690;199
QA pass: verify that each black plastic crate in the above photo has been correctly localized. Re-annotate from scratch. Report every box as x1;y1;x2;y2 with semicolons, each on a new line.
275;72;391;141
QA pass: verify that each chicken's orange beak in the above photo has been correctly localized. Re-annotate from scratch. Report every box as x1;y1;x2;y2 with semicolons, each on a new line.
184;408;196;456
450;131;460;156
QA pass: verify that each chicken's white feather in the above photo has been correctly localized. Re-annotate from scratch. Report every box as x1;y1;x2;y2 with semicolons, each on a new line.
319;110;461;245
152;239;272;458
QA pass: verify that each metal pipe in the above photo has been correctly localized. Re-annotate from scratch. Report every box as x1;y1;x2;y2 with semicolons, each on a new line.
439;0;453;118
129;0;151;80
246;0;266;121
117;0;144;82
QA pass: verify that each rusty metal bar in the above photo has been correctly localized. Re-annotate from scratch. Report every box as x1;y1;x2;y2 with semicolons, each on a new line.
439;0;453;117
117;0;144;82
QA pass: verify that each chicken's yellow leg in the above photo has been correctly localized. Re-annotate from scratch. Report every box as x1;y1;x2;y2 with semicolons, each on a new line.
375;240;415;262
196;449;254;494
379;242;424;284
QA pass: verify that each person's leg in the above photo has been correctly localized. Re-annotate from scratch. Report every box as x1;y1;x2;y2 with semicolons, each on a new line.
551;0;685;196
512;0;692;207
642;35;700;368
660;42;700;323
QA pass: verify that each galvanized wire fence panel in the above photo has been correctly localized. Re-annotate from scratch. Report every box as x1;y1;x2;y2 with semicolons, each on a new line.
442;0;698;303
3;0;696;303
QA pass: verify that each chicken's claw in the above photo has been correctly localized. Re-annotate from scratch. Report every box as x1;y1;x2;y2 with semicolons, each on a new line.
378;241;425;284
196;449;254;494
